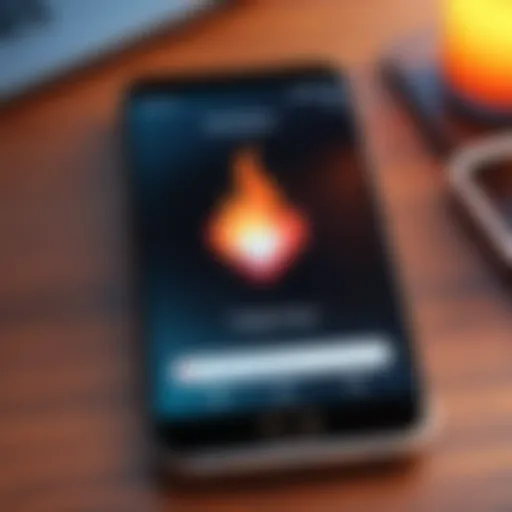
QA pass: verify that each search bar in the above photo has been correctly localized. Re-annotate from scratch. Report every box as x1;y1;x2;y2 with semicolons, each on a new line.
171;335;394;386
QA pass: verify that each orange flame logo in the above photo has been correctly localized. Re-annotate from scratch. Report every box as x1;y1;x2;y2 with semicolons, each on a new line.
206;148;309;285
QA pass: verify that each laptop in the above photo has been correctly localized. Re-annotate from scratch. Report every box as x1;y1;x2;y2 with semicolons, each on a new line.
0;0;221;101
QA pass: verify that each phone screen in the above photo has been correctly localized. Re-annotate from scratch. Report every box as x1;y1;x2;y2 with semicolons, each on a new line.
125;67;422;450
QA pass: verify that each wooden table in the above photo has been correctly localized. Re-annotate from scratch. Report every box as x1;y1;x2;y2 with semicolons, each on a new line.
1;1;512;510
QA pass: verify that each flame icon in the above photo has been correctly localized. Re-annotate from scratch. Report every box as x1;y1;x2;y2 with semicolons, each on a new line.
206;147;309;285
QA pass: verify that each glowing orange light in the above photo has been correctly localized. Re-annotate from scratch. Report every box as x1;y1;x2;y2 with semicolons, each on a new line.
443;0;512;110
206;148;309;285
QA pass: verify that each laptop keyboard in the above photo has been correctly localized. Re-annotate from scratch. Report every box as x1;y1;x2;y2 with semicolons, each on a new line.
0;0;49;39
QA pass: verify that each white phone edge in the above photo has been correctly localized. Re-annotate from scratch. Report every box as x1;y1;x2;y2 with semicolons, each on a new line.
159;404;436;479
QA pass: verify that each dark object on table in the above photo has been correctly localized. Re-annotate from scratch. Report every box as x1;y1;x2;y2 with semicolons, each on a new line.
449;136;512;284
381;33;512;157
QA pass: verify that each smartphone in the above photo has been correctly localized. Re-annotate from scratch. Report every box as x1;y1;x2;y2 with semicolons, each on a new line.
124;65;429;478
450;135;512;279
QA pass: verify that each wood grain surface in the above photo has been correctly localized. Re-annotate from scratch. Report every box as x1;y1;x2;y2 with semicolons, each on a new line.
1;1;512;510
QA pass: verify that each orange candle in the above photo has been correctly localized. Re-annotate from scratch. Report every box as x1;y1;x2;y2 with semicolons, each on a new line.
443;0;512;112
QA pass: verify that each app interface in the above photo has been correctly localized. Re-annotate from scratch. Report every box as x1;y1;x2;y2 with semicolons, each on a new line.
128;74;415;421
